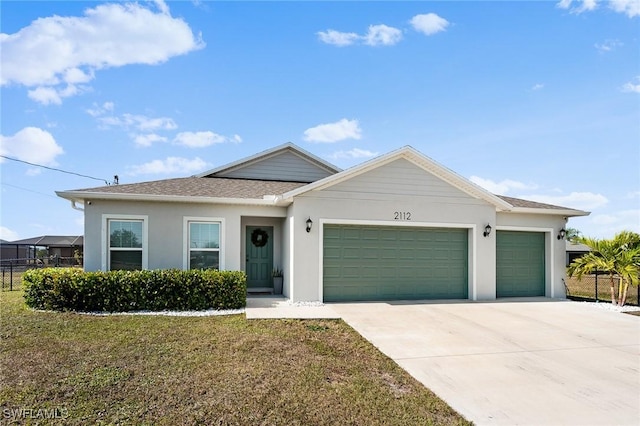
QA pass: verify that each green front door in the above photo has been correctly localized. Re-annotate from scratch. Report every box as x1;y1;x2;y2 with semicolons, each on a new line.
246;226;273;289
496;231;545;297
323;225;468;302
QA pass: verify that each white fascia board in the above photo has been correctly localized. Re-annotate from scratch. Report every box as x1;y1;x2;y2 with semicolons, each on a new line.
281;145;514;211
56;191;292;207
506;207;591;217
194;142;341;177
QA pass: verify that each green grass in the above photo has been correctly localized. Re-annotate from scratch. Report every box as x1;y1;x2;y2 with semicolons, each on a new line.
0;290;470;425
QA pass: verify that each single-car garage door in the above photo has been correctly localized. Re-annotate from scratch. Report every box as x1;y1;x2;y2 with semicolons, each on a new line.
323;225;468;302
496;231;545;297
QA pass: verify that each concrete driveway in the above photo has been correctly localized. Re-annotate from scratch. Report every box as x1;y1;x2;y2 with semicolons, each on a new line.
330;299;640;426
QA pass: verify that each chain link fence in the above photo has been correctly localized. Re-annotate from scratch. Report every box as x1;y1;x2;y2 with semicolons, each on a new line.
1;257;82;291
565;273;639;306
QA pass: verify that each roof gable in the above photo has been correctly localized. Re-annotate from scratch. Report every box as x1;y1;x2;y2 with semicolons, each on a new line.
282;146;513;210
197;143;340;183
313;158;491;205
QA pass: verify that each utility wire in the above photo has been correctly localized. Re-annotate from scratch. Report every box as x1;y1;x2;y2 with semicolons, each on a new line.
0;182;60;199
1;155;111;185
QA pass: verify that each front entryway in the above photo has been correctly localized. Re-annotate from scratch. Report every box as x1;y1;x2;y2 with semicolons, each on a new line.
246;226;273;290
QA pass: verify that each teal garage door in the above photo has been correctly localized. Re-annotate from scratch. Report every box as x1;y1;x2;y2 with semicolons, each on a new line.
496;231;545;297
323;225;468;302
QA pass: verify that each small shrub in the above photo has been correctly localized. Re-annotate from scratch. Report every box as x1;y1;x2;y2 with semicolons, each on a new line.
23;268;246;312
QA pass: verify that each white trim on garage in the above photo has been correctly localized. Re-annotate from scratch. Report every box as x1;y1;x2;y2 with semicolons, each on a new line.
495;226;555;297
318;218;478;302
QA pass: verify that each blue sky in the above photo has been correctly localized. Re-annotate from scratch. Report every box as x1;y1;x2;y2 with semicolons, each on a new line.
1;0;639;242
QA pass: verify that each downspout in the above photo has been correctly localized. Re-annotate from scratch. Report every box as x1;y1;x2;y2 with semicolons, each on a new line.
70;200;84;212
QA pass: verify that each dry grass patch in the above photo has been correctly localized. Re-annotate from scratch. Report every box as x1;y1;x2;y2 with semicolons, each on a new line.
1;290;470;425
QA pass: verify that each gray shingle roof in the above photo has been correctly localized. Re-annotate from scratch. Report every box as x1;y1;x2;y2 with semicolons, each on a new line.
496;195;577;211
71;177;308;199
63;177;580;212
8;236;83;246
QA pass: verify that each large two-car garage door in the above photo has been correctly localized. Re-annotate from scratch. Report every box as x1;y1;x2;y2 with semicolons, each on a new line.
496;231;545;297
323;225;468;302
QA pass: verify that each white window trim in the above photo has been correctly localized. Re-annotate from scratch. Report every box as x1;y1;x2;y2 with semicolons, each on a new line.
183;217;225;270
101;214;149;271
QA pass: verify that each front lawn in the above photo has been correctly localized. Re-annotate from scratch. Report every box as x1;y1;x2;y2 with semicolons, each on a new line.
0;290;469;425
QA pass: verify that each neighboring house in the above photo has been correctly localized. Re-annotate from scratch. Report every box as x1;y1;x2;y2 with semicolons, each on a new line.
0;239;30;262
565;241;591;266
56;143;589;302
1;236;83;265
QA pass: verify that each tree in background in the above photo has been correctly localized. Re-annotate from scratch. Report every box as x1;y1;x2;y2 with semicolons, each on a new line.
565;228;583;243
568;231;640;306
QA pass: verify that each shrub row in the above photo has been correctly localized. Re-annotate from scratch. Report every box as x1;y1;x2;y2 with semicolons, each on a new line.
23;268;246;312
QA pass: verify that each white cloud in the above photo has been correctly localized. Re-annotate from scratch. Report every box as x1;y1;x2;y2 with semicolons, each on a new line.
558;0;639;16
518;192;609;210
609;0;640;17
97;113;177;132
594;39;622;53
317;29;360;46
318;23;402;47
589;209;640;236
0;127;64;166
410;13;450;36
133;133;167;147
627;191;640;199
27;87;63;105
469;176;538;195
622;76;640;93
531;83;545;91
331;148;379;160
303;119;362;143
363;24;403;46
86;101;115;117
28;81;88;105
579;0;598;12
0;226;19;241
173;131;239;148
556;0;574;8
1;1;204;104
127;157;208;175
556;0;598;13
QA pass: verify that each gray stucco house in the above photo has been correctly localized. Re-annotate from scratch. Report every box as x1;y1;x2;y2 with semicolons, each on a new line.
57;143;589;302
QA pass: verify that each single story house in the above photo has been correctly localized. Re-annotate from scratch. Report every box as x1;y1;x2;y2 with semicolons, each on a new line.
57;143;589;302
1;235;83;265
565;241;591;266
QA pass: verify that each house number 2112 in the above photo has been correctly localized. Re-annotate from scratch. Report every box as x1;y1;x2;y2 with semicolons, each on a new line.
394;211;412;220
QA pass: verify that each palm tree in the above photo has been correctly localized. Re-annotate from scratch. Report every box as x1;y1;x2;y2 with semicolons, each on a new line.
567;231;640;307
565;227;583;243
613;231;640;306
568;237;619;304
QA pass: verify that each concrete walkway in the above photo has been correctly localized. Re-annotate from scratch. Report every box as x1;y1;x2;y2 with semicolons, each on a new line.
246;296;340;319
330;299;640;426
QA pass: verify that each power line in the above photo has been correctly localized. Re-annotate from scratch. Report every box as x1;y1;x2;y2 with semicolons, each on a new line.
0;155;111;185
0;182;60;199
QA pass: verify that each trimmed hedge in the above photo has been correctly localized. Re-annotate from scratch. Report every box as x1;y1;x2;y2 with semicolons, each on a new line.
23;268;246;312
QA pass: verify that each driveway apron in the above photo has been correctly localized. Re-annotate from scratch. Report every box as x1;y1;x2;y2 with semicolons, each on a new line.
330;300;640;426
